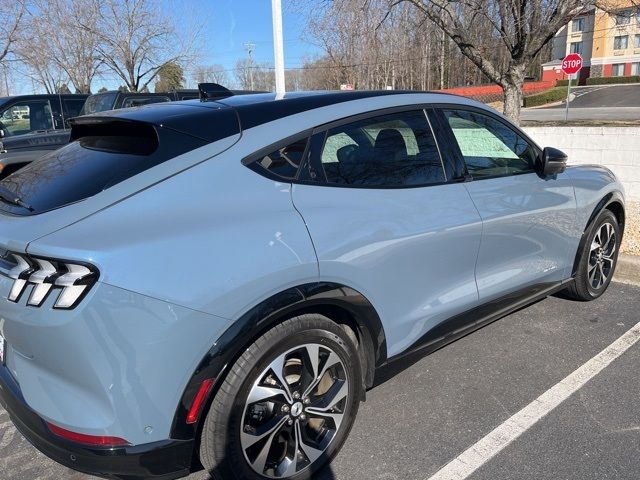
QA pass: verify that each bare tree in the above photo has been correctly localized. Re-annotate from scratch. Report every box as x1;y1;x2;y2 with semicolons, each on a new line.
20;0;102;93
0;0;27;64
192;64;229;86
396;0;592;121
90;0;198;92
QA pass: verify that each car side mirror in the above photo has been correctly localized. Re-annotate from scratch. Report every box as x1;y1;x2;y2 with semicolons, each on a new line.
539;147;567;176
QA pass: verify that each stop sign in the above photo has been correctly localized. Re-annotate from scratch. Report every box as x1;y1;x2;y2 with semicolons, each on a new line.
562;53;583;75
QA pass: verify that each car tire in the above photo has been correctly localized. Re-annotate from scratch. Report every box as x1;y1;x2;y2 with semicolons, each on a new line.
199;314;363;480
565;209;620;301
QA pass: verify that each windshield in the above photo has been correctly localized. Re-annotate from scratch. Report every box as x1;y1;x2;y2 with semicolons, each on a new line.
79;93;118;116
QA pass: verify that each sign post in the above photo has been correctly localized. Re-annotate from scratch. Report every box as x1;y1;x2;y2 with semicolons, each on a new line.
561;53;583;121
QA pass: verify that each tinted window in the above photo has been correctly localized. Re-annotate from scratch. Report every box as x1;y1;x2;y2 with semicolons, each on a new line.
121;96;171;108
80;93;118;115
443;109;537;179
0;123;207;216
0;100;53;136
319;110;444;187
253;137;309;180
64;99;86;118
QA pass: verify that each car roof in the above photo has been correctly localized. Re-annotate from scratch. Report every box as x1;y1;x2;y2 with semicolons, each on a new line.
75;90;487;137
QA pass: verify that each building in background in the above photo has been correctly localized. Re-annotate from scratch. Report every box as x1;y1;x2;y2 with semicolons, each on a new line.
542;2;640;84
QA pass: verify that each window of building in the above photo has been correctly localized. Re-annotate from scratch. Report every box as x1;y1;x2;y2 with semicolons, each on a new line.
572;18;585;32
612;63;625;76
635;34;640;48
616;9;632;25
570;41;583;54
613;35;628;50
631;63;640;76
319;111;445;187
442;109;537;180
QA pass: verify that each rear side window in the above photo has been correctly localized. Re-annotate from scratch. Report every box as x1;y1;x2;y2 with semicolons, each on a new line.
64;99;86;118
319;110;445;187
0;122;207;216
443;109;537;179
246;137;309;180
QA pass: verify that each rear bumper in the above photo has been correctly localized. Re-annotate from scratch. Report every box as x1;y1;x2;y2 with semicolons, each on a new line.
1;362;193;480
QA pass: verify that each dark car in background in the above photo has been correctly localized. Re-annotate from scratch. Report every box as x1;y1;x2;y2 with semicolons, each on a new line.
0;86;261;179
0;94;88;138
0;89;201;179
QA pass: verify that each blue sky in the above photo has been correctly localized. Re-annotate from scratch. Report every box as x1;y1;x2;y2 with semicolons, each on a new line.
203;0;321;71
9;0;322;94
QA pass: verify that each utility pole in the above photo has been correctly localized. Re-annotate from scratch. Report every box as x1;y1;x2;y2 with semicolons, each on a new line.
2;64;9;96
272;0;285;96
244;42;255;90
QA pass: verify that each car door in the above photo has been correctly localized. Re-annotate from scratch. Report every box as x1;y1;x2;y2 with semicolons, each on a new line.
437;107;577;302
292;108;483;357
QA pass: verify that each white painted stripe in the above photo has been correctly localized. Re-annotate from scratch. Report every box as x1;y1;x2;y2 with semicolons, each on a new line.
427;321;640;480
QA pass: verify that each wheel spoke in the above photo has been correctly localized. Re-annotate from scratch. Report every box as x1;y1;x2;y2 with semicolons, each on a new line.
303;351;342;398
276;428;298;477
247;385;289;405
314;379;348;411
250;416;288;475
296;421;325;464
241;415;288;450
305;408;345;430
304;344;320;381
269;355;293;403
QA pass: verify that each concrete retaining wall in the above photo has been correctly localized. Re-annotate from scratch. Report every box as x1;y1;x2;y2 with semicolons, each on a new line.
523;127;640;200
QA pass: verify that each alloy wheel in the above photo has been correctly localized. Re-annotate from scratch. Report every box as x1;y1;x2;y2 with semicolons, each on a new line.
240;343;349;478
588;221;617;290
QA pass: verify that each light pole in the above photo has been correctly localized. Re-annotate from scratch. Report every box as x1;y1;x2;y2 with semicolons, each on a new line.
244;42;255;90
272;0;285;96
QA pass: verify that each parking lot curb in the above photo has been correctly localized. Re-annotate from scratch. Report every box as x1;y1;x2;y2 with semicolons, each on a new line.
615;253;640;286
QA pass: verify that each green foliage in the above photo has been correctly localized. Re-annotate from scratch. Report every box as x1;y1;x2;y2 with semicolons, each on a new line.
154;62;185;92
522;87;567;108
555;79;569;87
585;76;640;85
97;87;108;93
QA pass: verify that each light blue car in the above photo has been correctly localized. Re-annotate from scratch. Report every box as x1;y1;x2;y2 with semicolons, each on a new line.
0;90;625;480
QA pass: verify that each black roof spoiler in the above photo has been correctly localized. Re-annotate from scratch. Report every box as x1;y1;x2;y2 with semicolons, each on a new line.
198;83;234;101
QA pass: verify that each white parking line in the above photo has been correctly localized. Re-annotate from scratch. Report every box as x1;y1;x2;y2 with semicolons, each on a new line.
427;321;640;480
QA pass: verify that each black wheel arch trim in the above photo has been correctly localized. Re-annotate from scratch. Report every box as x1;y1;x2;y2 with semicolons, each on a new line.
169;281;387;441
571;190;625;277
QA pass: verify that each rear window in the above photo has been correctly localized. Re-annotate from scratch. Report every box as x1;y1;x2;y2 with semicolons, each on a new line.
0;122;207;216
80;93;118;115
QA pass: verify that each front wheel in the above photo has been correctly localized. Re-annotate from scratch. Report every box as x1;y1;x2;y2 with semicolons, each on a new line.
565;209;620;301
199;314;363;480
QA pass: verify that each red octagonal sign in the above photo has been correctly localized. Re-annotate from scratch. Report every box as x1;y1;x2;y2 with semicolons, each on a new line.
562;53;583;75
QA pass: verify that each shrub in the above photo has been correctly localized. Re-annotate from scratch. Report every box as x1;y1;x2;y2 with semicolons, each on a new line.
555;79;569;87
523;87;567;108
586;75;640;85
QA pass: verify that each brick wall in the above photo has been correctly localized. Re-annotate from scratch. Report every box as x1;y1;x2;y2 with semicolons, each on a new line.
524;126;640;200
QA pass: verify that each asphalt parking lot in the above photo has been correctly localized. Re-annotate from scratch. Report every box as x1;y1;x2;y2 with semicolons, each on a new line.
1;282;639;480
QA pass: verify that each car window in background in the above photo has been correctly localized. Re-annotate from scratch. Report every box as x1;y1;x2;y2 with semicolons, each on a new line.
121;96;171;108
80;93;118;115
0;100;53;136
320;110;445;187
443;109;537;179
64;99;87;118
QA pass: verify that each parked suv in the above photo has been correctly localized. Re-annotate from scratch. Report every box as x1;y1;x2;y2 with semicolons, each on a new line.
0;94;88;138
0;86;257;179
0;91;625;480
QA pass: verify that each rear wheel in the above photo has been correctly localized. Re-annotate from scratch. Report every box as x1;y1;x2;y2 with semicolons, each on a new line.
199;314;363;480
565;209;620;301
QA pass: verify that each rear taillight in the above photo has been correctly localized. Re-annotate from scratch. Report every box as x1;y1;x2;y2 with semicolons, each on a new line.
46;422;129;447
0;252;98;309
